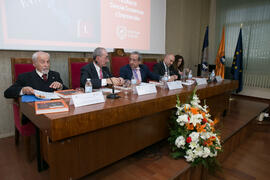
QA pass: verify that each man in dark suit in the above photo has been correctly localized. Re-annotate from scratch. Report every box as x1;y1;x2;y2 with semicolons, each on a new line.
4;51;66;125
80;47;124;89
120;51;160;83
4;51;66;98
153;54;178;81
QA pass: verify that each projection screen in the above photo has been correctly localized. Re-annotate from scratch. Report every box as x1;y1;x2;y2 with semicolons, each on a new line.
0;0;166;54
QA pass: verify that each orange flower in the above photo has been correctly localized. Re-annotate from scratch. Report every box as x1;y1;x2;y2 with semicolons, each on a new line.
196;124;206;133
186;123;194;130
204;139;213;147
190;107;199;115
215;146;221;150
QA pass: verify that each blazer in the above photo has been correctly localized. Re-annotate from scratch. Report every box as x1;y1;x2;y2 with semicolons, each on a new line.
4;70;66;99
80;62;112;89
153;61;177;77
119;64;160;82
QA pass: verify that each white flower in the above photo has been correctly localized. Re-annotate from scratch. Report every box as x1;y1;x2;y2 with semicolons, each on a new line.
210;150;217;157
202;104;208;112
189;141;198;149
185;149;197;162
176;114;189;126
193;146;204;157
189;132;200;142
175;136;186;149
189;114;203;126
202;147;211;158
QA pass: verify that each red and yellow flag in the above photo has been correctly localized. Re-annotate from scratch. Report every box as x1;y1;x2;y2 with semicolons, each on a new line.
215;27;226;78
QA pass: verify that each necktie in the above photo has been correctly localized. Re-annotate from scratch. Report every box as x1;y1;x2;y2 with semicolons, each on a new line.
42;74;47;81
99;69;103;79
133;69;139;81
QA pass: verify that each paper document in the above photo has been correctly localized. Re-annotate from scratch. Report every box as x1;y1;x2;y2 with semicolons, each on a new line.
34;90;60;100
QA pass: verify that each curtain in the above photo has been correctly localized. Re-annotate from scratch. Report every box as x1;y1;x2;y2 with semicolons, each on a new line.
216;0;270;88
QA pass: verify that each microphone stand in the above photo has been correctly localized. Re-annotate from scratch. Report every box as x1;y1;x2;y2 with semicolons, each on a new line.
103;69;120;99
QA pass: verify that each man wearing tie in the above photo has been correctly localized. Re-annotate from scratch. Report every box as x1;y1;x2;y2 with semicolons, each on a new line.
80;47;124;89
153;54;178;81
119;51;160;83
4;51;66;98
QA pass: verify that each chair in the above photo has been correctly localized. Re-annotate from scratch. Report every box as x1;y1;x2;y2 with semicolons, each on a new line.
143;58;157;72
68;57;93;89
110;48;129;77
11;58;36;161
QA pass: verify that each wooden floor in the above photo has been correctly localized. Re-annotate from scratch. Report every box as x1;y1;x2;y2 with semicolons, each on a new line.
0;100;269;180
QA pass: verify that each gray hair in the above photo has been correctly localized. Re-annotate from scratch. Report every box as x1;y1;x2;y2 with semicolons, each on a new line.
93;47;106;60
32;51;50;62
130;51;142;61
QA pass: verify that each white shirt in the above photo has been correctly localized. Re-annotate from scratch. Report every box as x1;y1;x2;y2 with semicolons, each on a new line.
93;62;107;87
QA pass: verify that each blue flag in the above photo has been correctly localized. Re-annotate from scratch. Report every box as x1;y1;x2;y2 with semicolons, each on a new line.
201;26;209;71
231;28;243;93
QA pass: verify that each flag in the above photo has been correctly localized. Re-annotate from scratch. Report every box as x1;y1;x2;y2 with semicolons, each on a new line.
201;26;209;71
231;28;243;93
215;27;226;78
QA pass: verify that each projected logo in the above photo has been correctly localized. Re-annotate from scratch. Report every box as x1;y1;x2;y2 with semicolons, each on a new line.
116;26;127;40
77;20;93;38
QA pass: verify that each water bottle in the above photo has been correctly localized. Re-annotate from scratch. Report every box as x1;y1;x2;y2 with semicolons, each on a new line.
188;70;193;79
131;76;137;94
210;70;215;82
85;78;92;93
163;71;169;82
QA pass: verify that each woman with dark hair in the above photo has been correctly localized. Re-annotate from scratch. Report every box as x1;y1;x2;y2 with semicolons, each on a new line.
173;55;185;79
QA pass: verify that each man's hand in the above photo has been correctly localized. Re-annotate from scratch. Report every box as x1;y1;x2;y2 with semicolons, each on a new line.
107;77;124;86
168;75;178;82
22;86;34;95
49;81;63;89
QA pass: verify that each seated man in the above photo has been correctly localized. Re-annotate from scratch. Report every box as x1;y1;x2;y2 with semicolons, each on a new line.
4;51;67;124
153;54;178;81
120;51;160;83
4;51;66;98
80;47;124;89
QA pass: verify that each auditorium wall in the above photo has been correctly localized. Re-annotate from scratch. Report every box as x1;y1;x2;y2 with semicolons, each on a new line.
0;0;213;137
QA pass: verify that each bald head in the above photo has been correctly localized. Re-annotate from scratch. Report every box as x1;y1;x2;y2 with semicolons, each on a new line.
164;54;175;67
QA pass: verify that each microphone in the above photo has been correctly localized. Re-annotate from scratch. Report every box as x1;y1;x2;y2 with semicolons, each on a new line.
103;68;120;99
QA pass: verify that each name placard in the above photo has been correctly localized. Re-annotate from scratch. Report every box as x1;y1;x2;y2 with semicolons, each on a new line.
167;81;183;90
215;76;223;82
195;78;208;85
136;84;157;96
71;91;105;107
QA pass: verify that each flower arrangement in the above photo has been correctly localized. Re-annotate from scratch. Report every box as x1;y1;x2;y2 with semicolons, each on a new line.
168;89;222;171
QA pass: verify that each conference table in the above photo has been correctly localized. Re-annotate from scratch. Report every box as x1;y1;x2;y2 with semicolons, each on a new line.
20;80;238;180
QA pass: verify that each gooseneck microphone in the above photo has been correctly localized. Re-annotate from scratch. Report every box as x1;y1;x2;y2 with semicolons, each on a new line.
103;68;120;99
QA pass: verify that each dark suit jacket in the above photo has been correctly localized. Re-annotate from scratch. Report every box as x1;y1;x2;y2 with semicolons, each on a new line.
120;64;160;82
4;70;66;98
153;61;177;77
80;62;112;89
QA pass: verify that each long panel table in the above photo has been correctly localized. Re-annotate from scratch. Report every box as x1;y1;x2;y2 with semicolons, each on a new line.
20;80;238;180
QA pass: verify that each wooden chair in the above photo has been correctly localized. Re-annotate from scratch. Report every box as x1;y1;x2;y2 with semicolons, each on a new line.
68;57;93;89
11;57;36;161
110;48;129;77
143;58;158;72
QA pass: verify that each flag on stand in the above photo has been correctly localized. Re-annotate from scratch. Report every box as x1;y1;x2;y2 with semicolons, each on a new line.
215;27;226;78
201;26;209;72
231;28;243;93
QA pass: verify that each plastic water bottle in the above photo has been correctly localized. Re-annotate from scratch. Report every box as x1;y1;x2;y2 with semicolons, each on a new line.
163;71;169;82
131;76;137;94
210;70;215;82
85;78;92;93
188;70;193;79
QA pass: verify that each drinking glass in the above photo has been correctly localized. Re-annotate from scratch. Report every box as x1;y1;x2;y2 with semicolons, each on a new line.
123;79;131;96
